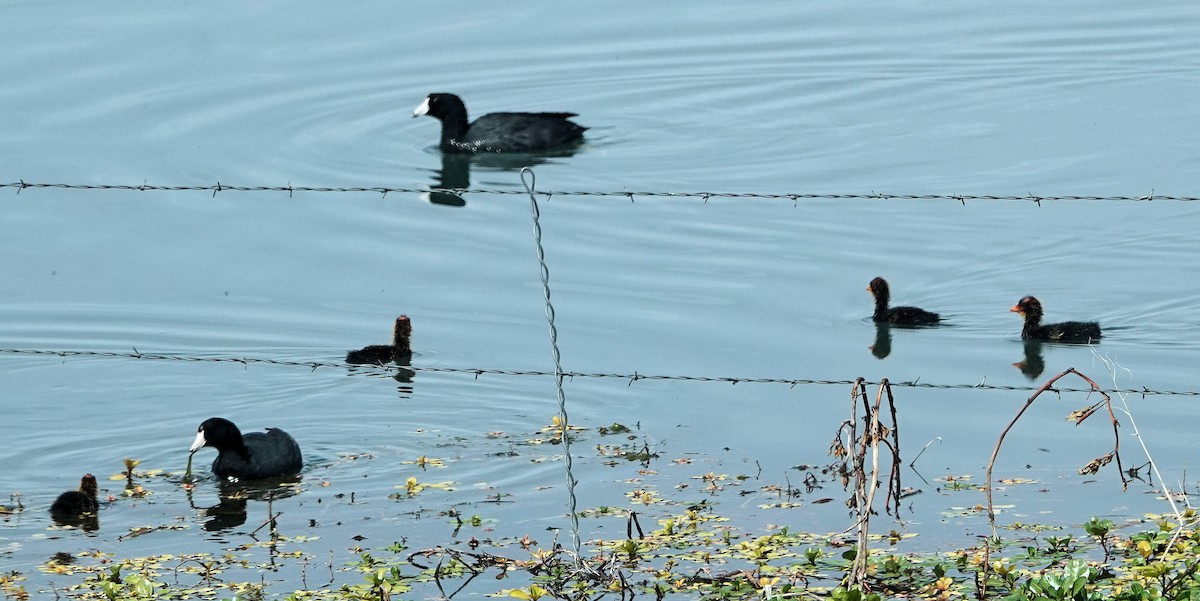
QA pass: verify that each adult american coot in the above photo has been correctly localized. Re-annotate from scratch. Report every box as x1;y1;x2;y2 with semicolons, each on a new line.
346;315;413;365
50;474;99;516
413;93;587;153
189;418;303;481
1010;296;1101;343
867;277;940;326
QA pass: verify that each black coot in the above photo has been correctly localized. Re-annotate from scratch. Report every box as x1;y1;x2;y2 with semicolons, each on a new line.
867;277;940;326
413;93;587;153
189;418;303;481
1010;296;1101;343
346;315;413;365
50;474;99;516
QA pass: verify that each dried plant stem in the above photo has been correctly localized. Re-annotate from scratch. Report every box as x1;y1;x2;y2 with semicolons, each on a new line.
1091;351;1200;560
985;367;1124;532
837;378;904;591
981;366;1125;600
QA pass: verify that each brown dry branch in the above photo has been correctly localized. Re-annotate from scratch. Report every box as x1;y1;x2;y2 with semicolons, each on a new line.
830;378;905;591
408;544;634;601
984;367;1125;531
979;367;1125;600
882;381;903;517
409;546;508;599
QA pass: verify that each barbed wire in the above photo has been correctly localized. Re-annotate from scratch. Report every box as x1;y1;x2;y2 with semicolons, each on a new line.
1;347;1194;398
1;180;1185;204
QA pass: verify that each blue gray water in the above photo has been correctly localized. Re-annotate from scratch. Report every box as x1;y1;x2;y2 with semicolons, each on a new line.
2;0;1199;596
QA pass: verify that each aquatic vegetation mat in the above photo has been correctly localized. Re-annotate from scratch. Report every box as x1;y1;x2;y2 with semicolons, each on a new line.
4;369;1197;600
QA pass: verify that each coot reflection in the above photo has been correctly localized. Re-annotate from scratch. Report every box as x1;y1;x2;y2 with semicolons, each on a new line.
188;479;301;532
869;322;893;359
1014;339;1046;379
422;147;584;207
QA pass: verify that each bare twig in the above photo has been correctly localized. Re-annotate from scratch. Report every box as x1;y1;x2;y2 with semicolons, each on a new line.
982;367;1126;600
985;367;1124;532
832;378;905;592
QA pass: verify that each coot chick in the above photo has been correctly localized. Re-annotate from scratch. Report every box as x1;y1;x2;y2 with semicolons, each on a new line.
1010;296;1101;343
49;474;99;517
413;93;587;153
867;277;940;326
346;315;412;365
190;418;303;481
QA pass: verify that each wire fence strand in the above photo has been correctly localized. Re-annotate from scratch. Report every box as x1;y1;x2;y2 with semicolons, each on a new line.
1;180;1187;204
1;347;1194;398
523;167;583;559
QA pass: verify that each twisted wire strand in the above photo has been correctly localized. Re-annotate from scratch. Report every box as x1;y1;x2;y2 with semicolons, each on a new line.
0;348;1192;397
523;168;583;559
1;180;1185;203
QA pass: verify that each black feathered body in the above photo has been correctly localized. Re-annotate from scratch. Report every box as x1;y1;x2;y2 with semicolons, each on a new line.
50;474;99;516
345;344;400;365
50;490;98;516
1012;296;1101;344
868;277;940;326
346;316;413;365
876;305;940;326
453;112;587;153
1022;320;1101;343
415;93;586;153
210;428;302;481
193;417;303;481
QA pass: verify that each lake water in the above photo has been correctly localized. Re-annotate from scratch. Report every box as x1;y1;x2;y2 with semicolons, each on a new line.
2;0;1200;597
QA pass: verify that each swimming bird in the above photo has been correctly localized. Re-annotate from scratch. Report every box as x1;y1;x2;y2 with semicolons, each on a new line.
346;315;412;365
50;474;99;517
1010;296;1101;343
189;418;303;481
867;277;940;326
413;93;587;153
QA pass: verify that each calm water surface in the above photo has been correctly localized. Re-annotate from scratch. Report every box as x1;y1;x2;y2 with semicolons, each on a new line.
2;0;1200;596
